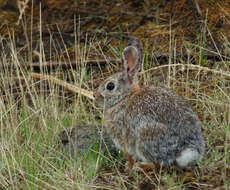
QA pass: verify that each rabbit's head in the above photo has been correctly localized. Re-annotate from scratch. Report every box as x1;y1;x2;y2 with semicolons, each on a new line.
94;38;143;110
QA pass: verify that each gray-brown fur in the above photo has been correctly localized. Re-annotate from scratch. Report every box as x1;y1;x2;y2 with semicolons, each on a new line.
94;37;205;168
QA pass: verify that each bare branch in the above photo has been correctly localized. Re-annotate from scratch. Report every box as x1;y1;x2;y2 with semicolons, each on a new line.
30;73;95;100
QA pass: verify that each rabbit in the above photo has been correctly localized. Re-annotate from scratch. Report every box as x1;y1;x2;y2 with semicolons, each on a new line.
58;125;117;157
94;37;205;169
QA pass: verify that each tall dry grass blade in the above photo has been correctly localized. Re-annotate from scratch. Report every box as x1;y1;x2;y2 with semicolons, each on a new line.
17;0;30;25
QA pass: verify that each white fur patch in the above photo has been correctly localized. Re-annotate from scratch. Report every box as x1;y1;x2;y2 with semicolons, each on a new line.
176;148;202;168
113;139;122;150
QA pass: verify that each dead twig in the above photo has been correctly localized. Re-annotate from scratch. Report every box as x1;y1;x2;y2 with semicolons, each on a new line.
31;59;120;67
142;64;230;79
30;73;94;100
0;59;120;71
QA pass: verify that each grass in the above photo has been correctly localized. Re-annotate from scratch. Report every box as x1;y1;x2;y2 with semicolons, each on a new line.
0;27;230;190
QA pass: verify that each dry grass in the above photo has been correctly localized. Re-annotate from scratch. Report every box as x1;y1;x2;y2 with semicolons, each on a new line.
0;4;230;189
0;34;229;190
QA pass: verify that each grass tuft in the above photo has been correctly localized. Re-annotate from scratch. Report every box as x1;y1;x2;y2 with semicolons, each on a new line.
0;20;230;190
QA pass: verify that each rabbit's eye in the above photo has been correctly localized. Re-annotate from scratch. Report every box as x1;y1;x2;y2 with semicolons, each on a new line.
106;82;115;91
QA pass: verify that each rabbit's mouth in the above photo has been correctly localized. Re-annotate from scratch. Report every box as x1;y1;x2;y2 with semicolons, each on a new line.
94;91;105;108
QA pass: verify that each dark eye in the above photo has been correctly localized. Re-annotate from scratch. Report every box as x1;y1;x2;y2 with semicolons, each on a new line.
106;82;115;91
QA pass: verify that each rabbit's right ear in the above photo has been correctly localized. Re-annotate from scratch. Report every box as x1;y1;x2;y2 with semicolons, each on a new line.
122;38;142;84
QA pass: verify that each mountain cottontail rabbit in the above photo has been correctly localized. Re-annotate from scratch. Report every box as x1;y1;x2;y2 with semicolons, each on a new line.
94;37;205;169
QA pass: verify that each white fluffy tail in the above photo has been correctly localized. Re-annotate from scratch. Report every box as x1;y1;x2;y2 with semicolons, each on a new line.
176;148;202;168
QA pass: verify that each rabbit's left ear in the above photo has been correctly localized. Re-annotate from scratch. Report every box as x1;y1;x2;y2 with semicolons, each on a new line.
122;37;142;84
122;46;140;83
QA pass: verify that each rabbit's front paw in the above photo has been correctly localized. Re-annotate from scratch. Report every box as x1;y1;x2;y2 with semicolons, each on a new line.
134;162;159;172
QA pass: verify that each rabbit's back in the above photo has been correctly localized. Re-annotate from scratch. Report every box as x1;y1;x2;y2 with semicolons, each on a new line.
126;86;199;130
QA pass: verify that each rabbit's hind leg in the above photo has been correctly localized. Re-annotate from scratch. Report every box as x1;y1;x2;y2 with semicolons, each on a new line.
135;124;173;166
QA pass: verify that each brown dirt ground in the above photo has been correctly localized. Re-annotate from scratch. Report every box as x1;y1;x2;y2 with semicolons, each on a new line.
1;0;230;62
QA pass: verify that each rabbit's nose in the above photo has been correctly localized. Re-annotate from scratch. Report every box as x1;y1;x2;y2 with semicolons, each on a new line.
93;91;100;98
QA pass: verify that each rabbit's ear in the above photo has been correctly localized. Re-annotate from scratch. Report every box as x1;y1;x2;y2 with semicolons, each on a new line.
122;38;142;84
122;46;140;83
